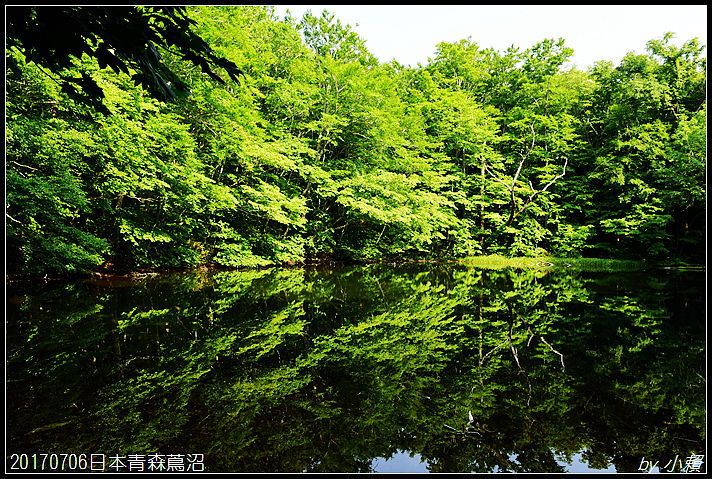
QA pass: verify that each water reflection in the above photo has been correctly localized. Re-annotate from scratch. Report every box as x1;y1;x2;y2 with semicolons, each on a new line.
6;262;706;473
372;450;429;473
371;449;618;473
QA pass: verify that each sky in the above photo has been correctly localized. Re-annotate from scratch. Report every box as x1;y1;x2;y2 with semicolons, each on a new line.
269;5;707;70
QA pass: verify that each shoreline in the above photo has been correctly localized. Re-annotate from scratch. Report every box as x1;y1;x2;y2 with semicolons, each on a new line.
5;256;704;284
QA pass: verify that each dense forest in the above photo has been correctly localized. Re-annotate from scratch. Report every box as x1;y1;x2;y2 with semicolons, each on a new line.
6;6;707;275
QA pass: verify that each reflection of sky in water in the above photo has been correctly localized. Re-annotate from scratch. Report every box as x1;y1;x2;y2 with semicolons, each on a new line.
561;453;617;473
372;451;429;473
371;450;618;473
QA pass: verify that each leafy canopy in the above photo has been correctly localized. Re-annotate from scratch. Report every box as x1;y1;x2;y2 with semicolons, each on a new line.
6;6;245;110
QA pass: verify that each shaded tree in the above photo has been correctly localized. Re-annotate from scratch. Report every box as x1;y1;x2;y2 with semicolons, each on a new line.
6;6;245;110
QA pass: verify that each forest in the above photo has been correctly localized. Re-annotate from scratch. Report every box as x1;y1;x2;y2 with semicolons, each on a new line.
6;6;707;275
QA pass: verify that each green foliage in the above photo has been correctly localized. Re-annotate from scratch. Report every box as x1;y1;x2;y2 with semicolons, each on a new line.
6;115;111;273
5;7;706;275
6;6;244;109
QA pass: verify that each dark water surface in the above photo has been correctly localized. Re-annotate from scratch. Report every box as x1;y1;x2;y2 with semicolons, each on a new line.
6;262;706;473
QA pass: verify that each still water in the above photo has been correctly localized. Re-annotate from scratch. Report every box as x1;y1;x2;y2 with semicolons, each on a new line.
6;261;706;473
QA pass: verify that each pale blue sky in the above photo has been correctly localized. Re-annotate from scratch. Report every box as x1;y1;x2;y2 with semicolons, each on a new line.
269;4;707;70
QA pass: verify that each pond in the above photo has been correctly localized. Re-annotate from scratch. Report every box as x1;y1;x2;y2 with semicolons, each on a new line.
6;260;706;473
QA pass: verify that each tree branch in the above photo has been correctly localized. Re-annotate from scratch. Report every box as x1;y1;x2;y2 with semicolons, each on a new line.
506;298;565;371
483;163;511;191
6;212;24;225
513;156;568;221
124;194;159;204
510;123;536;191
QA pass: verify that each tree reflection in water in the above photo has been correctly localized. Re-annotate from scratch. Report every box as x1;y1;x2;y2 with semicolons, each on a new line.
6;262;706;473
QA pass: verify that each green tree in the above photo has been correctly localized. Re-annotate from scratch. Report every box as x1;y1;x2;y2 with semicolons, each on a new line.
580;33;705;260
6;6;244;109
424;37;579;257
5;6;706;273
